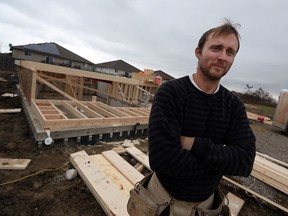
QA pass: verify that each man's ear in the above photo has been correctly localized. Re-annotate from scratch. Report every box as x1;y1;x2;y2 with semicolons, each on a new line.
195;47;201;60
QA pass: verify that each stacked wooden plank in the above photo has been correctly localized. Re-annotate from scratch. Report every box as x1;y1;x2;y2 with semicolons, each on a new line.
70;148;145;216
70;147;247;215
252;152;288;195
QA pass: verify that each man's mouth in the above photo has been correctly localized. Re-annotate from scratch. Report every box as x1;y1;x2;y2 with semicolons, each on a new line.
212;64;224;68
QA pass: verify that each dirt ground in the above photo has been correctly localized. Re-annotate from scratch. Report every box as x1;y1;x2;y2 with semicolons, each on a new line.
0;71;288;216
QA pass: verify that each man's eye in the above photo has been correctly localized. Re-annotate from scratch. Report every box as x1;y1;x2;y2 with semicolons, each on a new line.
212;47;220;51
227;50;235;56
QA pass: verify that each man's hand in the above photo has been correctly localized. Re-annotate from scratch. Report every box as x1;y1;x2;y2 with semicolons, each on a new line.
180;136;195;151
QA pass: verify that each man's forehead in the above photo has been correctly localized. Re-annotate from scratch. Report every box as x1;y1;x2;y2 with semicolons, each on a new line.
206;33;239;49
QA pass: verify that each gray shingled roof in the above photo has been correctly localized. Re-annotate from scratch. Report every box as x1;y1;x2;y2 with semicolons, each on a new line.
94;59;141;73
154;70;175;80
11;42;93;64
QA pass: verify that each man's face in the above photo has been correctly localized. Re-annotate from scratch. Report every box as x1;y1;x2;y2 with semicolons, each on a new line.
195;33;239;81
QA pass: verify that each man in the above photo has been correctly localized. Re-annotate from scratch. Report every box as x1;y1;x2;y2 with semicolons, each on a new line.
147;20;256;215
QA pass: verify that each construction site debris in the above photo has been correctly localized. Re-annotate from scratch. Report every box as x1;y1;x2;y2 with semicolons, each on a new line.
0;158;31;170
65;169;78;180
0;108;21;113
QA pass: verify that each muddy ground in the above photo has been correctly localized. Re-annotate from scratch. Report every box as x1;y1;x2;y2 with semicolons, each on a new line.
0;71;287;216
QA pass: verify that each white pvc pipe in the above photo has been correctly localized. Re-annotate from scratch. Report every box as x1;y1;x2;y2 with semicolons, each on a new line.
44;130;53;145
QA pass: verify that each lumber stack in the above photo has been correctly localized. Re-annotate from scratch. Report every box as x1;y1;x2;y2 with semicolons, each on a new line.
252;152;288;195
70;147;246;215
70;148;145;216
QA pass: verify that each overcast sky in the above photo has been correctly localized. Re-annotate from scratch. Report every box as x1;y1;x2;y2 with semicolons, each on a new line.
1;0;287;99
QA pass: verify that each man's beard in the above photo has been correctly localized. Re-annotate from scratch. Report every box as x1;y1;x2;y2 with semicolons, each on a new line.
199;64;228;81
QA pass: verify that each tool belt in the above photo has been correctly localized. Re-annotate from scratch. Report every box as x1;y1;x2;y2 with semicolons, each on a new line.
127;172;231;216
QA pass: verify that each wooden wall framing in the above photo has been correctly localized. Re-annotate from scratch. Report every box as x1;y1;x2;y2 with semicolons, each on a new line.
16;60;158;107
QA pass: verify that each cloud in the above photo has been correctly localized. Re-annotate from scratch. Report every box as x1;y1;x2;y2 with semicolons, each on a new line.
0;0;287;98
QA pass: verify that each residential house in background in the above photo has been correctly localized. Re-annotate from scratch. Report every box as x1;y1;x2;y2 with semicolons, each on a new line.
154;70;175;83
8;42;175;94
8;42;175;82
94;59;141;77
10;42;95;71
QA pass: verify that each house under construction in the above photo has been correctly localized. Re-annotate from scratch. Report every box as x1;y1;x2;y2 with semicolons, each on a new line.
16;60;160;145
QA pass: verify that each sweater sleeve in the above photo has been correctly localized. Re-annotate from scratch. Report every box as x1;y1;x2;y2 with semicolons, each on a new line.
148;82;209;176
191;101;256;177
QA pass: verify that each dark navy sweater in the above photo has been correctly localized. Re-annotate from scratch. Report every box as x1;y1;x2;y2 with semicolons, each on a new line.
148;76;256;202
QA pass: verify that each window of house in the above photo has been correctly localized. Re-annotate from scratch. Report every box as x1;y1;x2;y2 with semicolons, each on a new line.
82;63;88;68
45;56;54;64
24;50;32;56
64;59;72;67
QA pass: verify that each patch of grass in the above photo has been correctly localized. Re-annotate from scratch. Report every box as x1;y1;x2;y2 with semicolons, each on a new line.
245;103;276;119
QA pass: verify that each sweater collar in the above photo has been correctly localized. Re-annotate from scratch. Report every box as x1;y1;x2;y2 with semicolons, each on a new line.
189;74;220;94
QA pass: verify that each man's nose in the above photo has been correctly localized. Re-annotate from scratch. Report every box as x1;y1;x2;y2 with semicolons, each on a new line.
217;51;228;61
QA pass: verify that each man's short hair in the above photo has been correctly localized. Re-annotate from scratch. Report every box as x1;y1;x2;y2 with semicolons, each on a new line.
197;19;241;53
